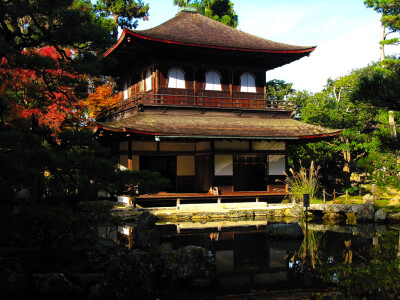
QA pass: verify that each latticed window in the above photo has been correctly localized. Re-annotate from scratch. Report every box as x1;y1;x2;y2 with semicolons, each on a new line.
168;68;185;88
240;73;256;93
205;70;222;91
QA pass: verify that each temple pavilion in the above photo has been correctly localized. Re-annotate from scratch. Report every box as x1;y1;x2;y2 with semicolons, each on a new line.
94;9;340;207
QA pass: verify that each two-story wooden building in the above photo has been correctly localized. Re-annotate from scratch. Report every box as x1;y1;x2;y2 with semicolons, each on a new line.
95;9;340;206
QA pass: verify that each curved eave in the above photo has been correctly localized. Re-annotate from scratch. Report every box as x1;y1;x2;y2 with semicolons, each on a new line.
94;124;159;136
102;28;316;59
94;124;342;140
298;130;342;139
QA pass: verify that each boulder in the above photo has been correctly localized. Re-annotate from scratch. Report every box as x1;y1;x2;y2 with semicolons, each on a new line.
0;257;32;297
387;212;400;223
32;273;81;297
104;250;154;299
356;223;376;238
153;242;178;280
86;238;118;262
265;222;304;239
374;208;389;223
363;194;374;204
68;273;104;290
16;188;31;199
133;212;159;249
136;211;157;228
323;212;346;222
290;204;304;217
283;205;303;218
356;203;375;222
375;224;388;235
175;246;216;286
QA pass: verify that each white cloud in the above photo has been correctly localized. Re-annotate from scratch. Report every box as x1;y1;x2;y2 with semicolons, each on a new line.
138;0;399;93
239;6;309;40
265;9;389;92
267;20;383;92
234;0;400;92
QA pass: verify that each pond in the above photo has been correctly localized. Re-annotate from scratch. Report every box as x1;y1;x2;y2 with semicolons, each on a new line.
102;219;400;299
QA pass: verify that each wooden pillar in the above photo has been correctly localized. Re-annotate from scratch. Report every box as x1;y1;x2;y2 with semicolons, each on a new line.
128;228;133;250
211;140;215;189
132;196;136;208
230;69;233;104
127;138;133;206
141;68;144;92
151;65;154;94
193;67;197;105
128;137;133;170
155;67;159;95
264;85;267;100
127;75;131;99
284;142;289;175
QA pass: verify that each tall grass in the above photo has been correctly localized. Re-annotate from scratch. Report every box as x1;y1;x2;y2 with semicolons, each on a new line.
284;160;320;203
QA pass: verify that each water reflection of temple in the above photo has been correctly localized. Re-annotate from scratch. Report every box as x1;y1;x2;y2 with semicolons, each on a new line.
98;221;400;297
116;221;305;291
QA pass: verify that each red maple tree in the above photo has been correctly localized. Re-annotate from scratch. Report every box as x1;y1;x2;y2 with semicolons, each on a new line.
82;80;120;124
0;46;88;131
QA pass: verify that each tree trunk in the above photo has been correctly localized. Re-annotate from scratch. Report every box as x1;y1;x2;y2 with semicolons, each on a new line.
380;26;397;138
381;23;386;62
112;14;120;40
389;110;397;138
341;137;351;187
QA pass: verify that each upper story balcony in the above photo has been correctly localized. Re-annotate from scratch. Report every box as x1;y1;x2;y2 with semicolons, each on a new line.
100;87;293;118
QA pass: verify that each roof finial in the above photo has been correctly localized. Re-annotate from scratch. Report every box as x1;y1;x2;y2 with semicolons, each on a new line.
180;0;198;13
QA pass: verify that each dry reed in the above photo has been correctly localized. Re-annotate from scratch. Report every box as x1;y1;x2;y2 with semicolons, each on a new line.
284;160;320;203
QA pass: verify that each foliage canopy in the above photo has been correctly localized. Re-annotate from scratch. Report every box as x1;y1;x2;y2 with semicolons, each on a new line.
0;0;167;206
173;0;238;28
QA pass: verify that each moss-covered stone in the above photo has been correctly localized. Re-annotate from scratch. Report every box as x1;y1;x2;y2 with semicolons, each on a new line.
191;214;210;221
346;213;357;225
254;211;267;217
387;212;400;223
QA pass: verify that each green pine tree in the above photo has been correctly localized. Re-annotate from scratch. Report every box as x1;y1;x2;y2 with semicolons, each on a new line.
173;0;238;28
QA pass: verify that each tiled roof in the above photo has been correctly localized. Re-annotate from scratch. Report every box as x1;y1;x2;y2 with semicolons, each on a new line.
103;11;316;58
96;109;340;139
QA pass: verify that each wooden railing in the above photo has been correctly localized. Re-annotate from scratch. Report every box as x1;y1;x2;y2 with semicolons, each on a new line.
101;89;293;117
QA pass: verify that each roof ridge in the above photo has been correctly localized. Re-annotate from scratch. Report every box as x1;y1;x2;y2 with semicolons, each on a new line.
102;9;317;60
130;10;315;52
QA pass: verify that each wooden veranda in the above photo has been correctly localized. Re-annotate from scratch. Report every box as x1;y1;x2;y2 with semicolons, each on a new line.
100;90;292;118
134;186;288;208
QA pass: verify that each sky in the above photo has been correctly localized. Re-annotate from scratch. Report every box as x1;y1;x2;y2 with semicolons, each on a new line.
134;0;399;92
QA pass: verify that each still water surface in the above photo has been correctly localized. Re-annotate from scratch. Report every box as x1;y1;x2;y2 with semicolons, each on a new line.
112;220;400;299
